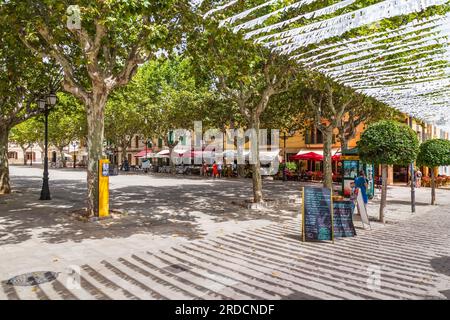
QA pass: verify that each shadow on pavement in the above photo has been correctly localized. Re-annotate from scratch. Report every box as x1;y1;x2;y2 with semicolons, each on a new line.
0;174;298;245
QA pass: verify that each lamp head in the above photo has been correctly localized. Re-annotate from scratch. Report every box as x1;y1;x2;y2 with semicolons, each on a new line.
38;98;46;110
47;93;57;106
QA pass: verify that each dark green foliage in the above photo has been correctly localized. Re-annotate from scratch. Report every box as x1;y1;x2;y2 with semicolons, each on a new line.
358;120;419;165
417;139;450;168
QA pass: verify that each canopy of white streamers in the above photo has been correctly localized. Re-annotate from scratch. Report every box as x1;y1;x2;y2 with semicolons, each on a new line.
203;0;450;133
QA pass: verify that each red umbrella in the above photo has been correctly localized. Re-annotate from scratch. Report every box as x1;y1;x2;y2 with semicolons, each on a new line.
290;152;323;161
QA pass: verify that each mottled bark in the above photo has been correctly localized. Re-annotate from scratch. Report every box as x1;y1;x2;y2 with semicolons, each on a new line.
59;147;67;168
0;127;11;194
20;146;29;165
431;168;436;205
322;126;333;189
380;164;388;223
121;145;128;167
168;145;176;175
250;119;263;203
86;93;107;217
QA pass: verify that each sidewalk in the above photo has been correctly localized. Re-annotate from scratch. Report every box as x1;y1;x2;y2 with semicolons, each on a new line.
1;166;450;299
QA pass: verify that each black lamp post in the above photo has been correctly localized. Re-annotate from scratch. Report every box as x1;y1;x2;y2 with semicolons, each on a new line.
72;141;77;168
39;92;57;200
409;116;416;213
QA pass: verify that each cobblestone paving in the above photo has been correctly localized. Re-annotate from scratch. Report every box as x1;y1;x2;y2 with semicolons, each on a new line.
1;166;450;300
1;205;449;300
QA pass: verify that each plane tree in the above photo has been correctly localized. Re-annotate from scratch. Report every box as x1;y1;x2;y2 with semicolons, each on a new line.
9;0;192;215
189;14;296;203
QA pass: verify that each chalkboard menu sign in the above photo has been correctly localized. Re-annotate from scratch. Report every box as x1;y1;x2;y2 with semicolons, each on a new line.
302;187;333;242
333;201;356;238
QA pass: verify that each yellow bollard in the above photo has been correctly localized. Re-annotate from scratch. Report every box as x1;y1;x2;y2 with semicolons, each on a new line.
98;159;110;218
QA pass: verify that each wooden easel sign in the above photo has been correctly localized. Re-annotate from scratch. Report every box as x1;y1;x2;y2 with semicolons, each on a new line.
301;187;334;243
356;191;371;230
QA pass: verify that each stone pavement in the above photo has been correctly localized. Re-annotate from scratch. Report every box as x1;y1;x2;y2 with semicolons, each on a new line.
1;166;450;300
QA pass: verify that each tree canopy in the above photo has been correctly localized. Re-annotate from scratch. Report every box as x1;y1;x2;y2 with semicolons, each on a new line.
358;120;420;166
417;139;450;168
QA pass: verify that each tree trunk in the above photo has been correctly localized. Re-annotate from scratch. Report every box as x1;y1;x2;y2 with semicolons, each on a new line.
0;127;11;195
121;145;127;168
380;164;388;223
237;164;245;178
86;95;107;217
21;146;28;165
168;145;176;175
250;118;263;203
322;126;333;189
338;127;348;152
431;168;436;205
59;148;66;168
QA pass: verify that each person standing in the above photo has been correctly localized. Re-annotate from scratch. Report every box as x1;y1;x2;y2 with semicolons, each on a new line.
415;169;422;188
354;170;369;208
212;161;218;179
232;160;237;177
202;160;208;177
217;162;223;178
212;161;218;178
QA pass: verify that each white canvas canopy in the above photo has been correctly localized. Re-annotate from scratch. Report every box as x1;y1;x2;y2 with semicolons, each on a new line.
204;0;450;133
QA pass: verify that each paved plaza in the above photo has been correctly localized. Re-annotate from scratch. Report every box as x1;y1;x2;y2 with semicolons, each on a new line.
0;166;450;300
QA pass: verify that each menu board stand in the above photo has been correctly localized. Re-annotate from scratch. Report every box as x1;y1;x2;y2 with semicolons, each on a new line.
301;187;334;243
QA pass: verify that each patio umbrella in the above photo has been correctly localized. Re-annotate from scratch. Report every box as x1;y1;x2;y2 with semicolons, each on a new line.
290;152;323;161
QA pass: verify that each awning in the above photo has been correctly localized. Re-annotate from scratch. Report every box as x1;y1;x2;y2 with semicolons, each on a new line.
155;149;170;158
134;149;153;158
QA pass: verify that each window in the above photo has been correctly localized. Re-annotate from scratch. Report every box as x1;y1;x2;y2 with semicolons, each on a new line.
8;151;18;159
135;136;139;148
305;126;323;144
158;138;163;148
26;152;36;161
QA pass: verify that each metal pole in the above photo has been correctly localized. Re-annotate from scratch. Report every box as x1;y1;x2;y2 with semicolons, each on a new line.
40;105;51;200
409;116;415;213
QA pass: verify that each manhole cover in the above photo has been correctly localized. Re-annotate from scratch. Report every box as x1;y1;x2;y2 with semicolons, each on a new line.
163;264;190;274
6;271;58;286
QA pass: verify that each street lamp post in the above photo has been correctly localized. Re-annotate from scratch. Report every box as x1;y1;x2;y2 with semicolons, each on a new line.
409;116;416;213
39;93;57;201
72;141;77;168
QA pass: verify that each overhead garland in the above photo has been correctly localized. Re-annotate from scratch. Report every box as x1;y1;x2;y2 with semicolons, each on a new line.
201;0;450;132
